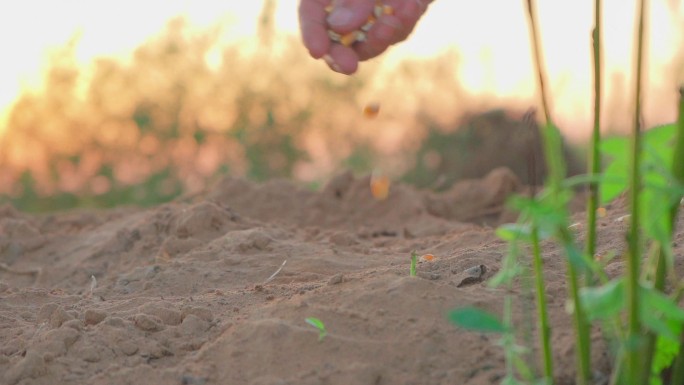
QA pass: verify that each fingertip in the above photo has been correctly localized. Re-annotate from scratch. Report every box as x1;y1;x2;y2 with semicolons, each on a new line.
326;45;359;75
300;21;330;59
307;36;329;59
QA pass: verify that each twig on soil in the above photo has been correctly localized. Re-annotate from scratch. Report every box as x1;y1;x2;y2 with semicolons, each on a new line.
263;260;287;284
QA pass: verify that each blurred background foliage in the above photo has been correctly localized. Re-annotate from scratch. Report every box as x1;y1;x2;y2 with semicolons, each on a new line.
0;2;578;212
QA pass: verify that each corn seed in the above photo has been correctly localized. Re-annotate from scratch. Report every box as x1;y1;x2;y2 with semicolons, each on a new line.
325;1;392;46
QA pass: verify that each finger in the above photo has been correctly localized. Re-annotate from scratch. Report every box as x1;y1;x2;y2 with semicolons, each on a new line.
385;0;424;41
326;0;375;34
324;44;360;74
354;15;403;61
299;0;331;58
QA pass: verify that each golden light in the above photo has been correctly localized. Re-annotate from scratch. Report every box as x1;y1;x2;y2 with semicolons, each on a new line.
0;0;682;201
1;1;682;138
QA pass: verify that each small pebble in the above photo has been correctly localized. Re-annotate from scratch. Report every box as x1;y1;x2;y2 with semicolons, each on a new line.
84;309;107;326
328;274;343;285
134;314;164;332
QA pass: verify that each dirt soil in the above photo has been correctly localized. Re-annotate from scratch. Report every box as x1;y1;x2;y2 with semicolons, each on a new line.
1;168;683;385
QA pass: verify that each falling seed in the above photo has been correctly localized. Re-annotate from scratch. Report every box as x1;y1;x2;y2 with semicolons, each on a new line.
597;207;607;217
363;102;381;118
370;170;390;200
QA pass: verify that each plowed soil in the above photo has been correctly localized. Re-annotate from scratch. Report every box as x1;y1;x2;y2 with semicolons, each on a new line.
2;168;683;385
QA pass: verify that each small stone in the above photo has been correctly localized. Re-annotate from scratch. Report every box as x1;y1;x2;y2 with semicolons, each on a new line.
118;341;139;356
49;307;73;328
328;274;343;285
180;314;210;335
84;309;107;326
134;314;164;332
455;265;488;287
62;319;83;331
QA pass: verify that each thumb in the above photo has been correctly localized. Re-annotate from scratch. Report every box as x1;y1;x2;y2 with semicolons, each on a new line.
327;0;375;33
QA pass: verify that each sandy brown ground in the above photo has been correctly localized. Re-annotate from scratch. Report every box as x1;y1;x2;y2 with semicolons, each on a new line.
1;168;683;385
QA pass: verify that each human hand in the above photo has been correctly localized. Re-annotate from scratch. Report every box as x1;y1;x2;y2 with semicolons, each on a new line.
299;0;432;75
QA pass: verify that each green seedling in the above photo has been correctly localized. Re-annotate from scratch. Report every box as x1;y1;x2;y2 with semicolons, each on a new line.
450;0;684;384
305;317;327;341
410;250;417;277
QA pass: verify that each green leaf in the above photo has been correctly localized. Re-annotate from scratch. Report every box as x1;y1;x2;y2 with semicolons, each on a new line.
642;310;679;340
650;336;681;384
496;223;532;242
488;246;525;288
599;125;677;205
501;375;527;385
638;287;684;342
305;317;327;341
640;286;684;323
563;241;592;272
448;307;507;333
600;136;629;204
579;278;625;321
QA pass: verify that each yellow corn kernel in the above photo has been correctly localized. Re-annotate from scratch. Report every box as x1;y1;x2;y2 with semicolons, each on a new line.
363;102;380;118
326;1;388;45
339;32;358;46
370;171;390;200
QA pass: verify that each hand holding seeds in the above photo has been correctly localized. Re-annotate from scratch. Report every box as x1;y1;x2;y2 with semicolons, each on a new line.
298;0;433;74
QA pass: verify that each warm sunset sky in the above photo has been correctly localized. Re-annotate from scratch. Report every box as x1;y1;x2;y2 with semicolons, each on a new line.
0;0;682;140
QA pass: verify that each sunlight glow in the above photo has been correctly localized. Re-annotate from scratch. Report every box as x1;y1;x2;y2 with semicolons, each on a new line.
1;0;682;140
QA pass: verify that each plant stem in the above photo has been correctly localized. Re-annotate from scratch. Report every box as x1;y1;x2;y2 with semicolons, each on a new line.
524;0;552;127
585;0;602;286
626;0;647;383
531;226;553;383
524;1;592;383
410;251;417;277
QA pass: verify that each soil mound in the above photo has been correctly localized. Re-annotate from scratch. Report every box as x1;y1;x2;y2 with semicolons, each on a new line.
2;170;676;384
